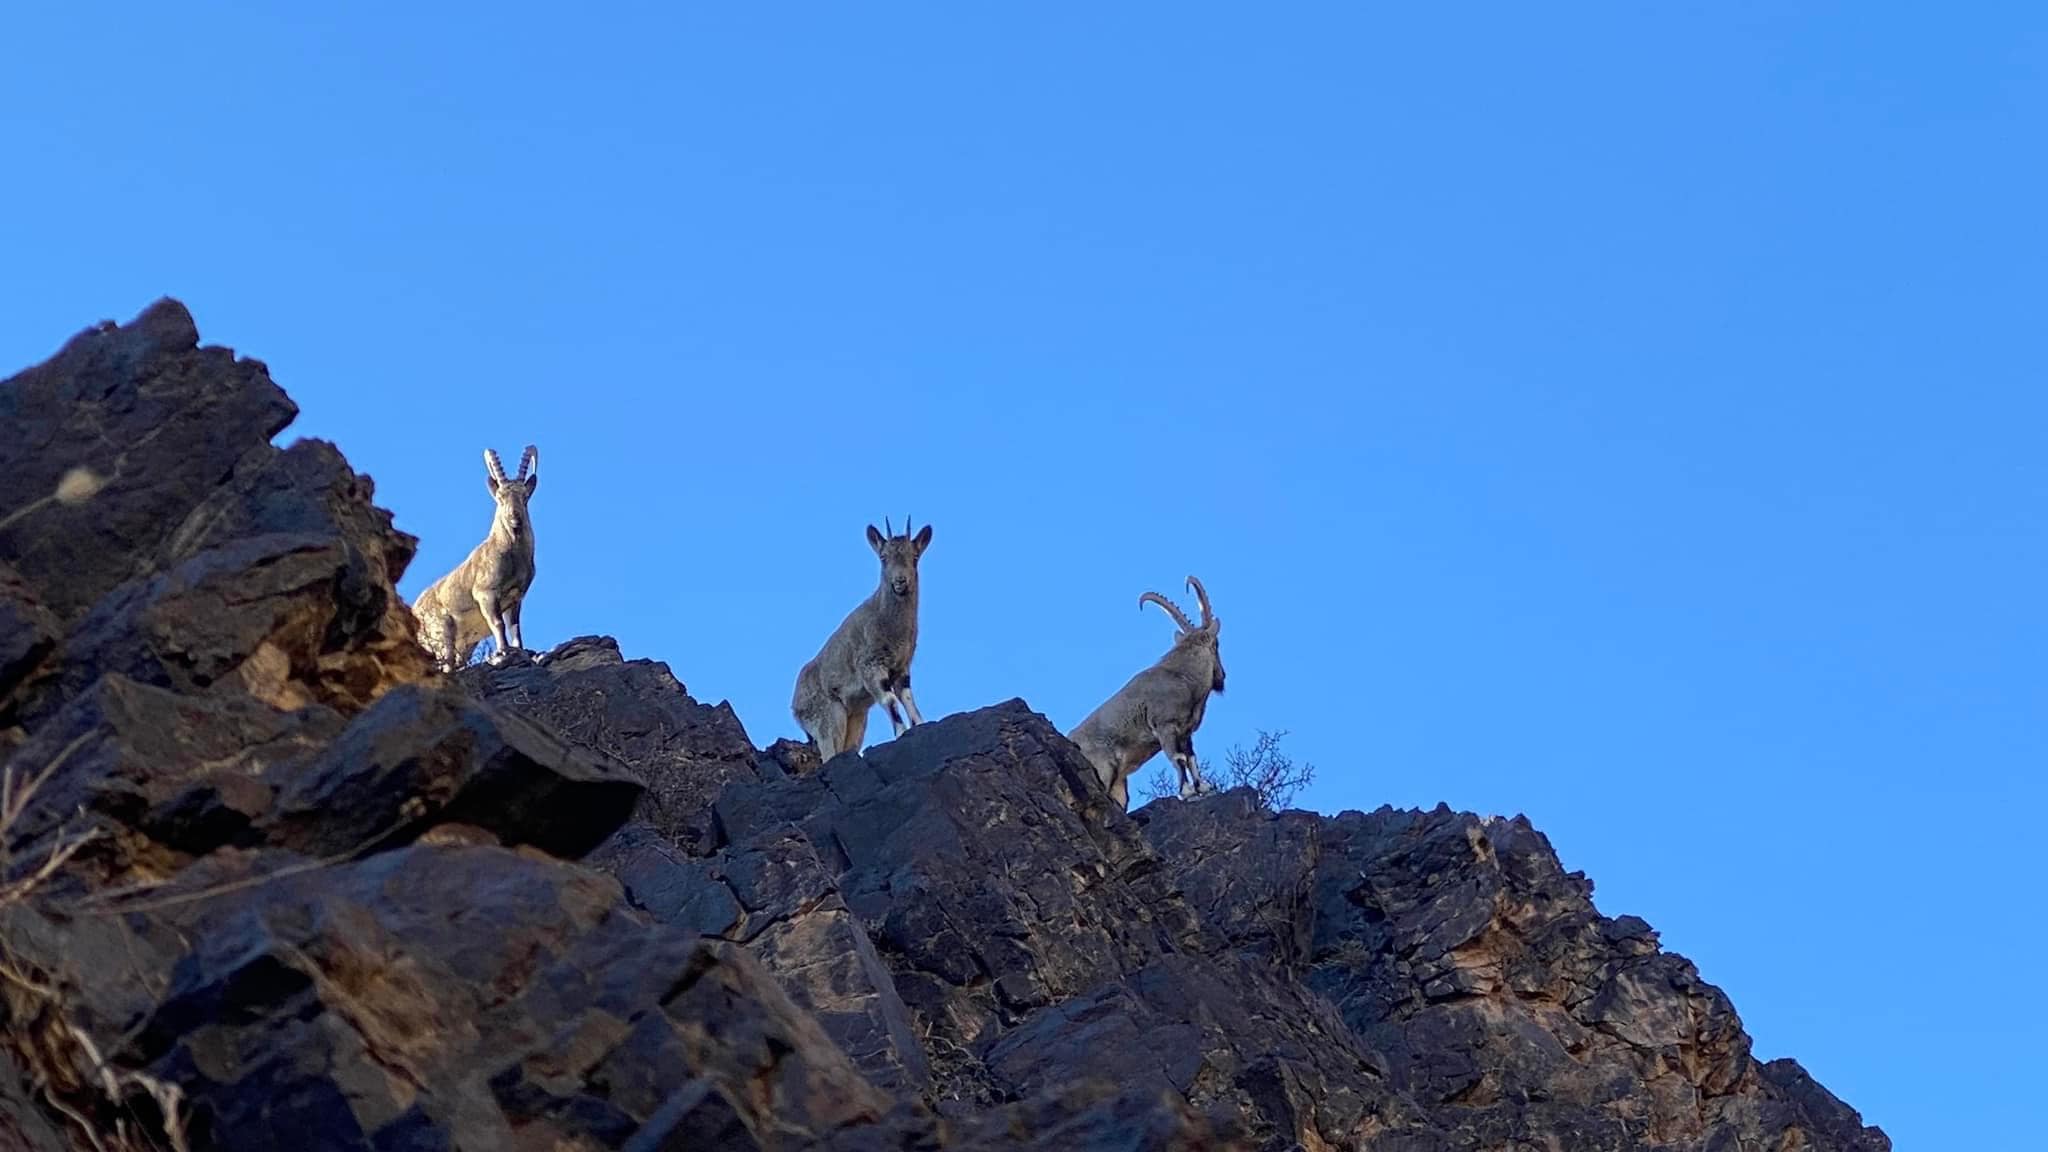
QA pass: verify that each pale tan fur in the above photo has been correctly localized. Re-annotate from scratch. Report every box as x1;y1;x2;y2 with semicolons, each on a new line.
411;446;539;672
792;520;933;763
1068;576;1226;809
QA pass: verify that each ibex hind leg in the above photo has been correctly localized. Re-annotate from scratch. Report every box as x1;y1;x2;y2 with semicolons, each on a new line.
425;612;460;674
802;706;846;764
896;677;926;728
842;707;870;758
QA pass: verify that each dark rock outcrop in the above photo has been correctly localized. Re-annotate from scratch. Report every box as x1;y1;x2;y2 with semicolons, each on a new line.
0;299;296;624
468;646;1885;1152
0;301;1883;1152
1134;796;1890;1151
457;635;763;854
0;302;1223;1152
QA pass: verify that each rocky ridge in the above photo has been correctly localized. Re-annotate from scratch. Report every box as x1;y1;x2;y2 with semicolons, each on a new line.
0;301;1888;1151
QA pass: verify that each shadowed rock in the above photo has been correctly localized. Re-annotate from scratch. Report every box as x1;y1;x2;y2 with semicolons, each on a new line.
0;561;61;739
1136;796;1891;1152
459;635;761;854
1;674;343;889
261;683;644;859
0;299;295;623
0;1049;65;1152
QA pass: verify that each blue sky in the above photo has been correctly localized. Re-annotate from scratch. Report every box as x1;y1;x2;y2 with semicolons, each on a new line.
4;4;2041;1144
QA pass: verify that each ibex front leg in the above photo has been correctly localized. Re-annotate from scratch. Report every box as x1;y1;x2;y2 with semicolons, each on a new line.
505;597;527;656
1154;722;1214;799
1184;745;1219;796
474;588;512;666
868;666;912;738
894;670;926;728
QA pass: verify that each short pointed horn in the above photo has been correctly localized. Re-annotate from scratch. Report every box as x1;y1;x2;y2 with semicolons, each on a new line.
517;444;538;480
1138;591;1194;633
1186;576;1213;627
885;516;894;536
483;448;508;482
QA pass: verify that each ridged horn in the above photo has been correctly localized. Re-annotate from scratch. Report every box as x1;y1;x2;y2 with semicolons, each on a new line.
1186;575;1214;628
1138;591;1194;633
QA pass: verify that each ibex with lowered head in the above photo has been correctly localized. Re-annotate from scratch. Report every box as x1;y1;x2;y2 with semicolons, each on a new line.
1068;576;1225;809
791;517;933;763
411;445;539;672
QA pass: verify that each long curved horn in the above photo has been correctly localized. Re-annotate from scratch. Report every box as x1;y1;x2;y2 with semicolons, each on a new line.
1186;575;1213;628
517;445;538;480
1138;591;1194;633
483;448;508;482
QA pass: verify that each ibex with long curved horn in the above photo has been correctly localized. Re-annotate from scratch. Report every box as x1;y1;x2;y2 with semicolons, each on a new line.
411;445;540;672
1068;575;1226;809
792;516;934;762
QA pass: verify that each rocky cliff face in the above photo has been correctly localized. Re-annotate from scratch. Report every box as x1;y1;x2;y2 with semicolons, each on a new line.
0;301;1887;1151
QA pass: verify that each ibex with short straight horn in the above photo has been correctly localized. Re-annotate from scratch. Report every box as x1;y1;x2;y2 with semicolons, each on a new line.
1068;575;1226;809
792;516;933;763
411;445;539;672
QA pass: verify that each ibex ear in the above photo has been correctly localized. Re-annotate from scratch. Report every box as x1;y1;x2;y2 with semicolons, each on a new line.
912;524;933;555
523;473;538;495
866;524;886;554
485;474;501;495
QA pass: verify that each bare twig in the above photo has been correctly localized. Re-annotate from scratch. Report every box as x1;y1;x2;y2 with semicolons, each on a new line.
0;825;99;905
2;731;94;837
0;731;188;1152
1136;730;1317;811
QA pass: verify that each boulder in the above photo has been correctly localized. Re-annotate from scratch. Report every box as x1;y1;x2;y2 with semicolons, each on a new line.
260;682;643;860
0;673;343;891
460;635;761;854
